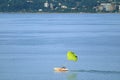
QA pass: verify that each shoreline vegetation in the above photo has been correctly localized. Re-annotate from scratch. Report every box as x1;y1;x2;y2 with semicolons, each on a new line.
0;0;120;13
0;11;120;13
0;12;120;14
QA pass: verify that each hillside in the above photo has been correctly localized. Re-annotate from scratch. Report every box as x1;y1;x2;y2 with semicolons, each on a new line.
0;0;120;13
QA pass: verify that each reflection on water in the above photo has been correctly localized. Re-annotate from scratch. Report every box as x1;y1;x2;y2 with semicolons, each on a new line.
67;73;77;80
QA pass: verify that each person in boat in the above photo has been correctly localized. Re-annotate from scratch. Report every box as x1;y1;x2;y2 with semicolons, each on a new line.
61;66;66;69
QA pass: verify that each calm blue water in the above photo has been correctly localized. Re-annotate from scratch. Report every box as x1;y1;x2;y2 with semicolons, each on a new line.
0;13;120;80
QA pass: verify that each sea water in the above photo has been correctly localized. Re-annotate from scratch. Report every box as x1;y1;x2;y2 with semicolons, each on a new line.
0;13;120;80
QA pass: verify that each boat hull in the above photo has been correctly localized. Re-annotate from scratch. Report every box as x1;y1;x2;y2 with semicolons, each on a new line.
54;67;68;72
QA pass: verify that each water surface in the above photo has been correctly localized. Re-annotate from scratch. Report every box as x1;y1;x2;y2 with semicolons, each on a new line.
0;13;120;80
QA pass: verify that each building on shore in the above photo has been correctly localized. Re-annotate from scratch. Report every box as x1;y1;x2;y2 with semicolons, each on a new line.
96;3;116;12
44;1;49;8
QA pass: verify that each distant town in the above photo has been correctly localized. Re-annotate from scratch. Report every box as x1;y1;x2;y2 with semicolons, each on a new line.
0;0;120;13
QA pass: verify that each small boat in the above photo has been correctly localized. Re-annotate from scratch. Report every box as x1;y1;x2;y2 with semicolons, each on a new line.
54;67;68;72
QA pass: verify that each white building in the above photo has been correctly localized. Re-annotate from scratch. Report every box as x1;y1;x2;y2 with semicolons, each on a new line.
97;3;115;12
119;5;120;12
61;5;67;9
50;3;54;10
44;1;49;8
38;9;42;12
58;3;62;6
119;5;120;10
26;0;33;3
101;3;115;11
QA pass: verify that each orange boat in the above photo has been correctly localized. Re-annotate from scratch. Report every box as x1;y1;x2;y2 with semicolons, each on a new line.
54;67;68;72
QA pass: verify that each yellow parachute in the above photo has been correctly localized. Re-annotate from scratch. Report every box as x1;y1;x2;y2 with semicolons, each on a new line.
67;51;78;62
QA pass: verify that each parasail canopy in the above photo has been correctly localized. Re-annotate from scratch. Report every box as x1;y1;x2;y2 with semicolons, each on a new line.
67;51;78;62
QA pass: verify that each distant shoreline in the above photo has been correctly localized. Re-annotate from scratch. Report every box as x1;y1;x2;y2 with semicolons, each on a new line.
0;12;120;14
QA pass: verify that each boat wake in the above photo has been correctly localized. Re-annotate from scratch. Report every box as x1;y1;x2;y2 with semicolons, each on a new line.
70;70;120;74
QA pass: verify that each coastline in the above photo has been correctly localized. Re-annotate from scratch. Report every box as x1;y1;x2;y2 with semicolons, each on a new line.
0;11;120;14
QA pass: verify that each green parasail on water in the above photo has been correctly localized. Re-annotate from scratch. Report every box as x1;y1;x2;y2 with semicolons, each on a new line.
67;51;78;62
